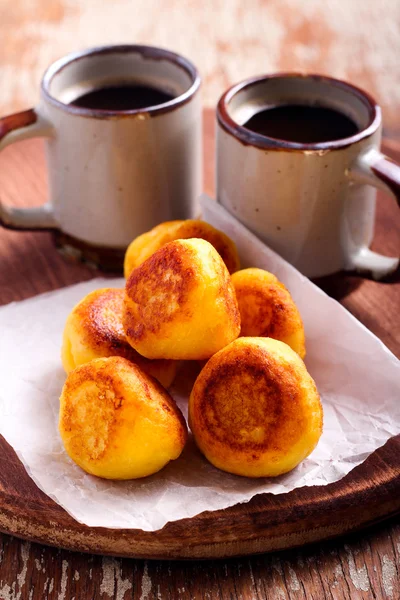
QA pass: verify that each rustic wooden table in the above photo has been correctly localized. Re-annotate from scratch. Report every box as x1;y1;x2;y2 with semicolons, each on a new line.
0;110;399;599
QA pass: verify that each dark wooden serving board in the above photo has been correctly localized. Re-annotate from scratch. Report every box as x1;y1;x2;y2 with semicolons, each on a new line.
0;110;398;560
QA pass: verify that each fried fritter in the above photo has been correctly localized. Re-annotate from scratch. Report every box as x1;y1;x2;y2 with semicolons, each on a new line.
59;357;187;479
62;288;177;388
232;268;306;358
124;219;240;277
123;239;240;360
189;337;322;477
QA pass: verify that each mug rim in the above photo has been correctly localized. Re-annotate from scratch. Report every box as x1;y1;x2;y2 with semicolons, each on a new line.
41;44;201;118
217;73;381;151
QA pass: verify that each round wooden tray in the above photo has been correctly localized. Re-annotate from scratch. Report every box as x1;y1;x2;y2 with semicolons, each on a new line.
0;434;399;559
0;111;399;559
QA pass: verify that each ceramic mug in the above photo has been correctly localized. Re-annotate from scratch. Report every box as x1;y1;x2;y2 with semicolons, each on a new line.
0;45;202;270
217;74;399;279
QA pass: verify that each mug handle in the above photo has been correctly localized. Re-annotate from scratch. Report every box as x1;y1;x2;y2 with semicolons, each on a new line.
0;108;58;230
348;147;400;280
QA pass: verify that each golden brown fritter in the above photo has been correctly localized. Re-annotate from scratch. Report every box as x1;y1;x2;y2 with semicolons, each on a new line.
232;268;306;358
124;219;240;277
189;337;322;477
62;288;177;388
59;356;187;479
123;238;240;360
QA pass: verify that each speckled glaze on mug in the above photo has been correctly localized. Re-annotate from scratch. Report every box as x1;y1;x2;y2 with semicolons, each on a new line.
0;45;202;270
217;74;399;279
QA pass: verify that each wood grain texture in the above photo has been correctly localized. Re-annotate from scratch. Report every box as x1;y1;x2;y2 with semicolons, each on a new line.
0;109;399;596
0;520;399;599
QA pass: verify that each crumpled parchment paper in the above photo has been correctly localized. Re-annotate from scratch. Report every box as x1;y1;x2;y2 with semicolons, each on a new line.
0;195;398;531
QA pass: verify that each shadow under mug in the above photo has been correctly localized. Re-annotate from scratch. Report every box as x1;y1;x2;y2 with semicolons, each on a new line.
217;73;399;279
0;45;202;271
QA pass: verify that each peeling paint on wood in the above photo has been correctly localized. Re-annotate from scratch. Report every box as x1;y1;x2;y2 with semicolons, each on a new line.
100;558;115;598
140;562;152;600
381;554;396;598
58;560;68;600
345;544;370;592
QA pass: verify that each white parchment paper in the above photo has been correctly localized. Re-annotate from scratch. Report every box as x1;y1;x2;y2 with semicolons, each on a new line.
0;195;399;531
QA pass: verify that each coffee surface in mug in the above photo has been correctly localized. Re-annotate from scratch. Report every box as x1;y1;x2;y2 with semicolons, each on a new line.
243;105;359;143
70;83;175;111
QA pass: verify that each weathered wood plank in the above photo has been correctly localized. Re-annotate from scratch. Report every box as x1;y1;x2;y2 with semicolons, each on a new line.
0;520;398;599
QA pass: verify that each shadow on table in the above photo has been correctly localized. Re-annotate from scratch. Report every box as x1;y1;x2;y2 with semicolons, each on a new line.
313;263;400;302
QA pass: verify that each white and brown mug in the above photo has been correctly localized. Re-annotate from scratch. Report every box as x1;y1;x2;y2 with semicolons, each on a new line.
0;45;202;270
217;73;399;279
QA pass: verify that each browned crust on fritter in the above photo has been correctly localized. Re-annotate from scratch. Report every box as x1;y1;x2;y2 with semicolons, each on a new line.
74;289;173;374
60;359;123;462
192;344;309;458
61;357;187;462
233;278;303;340
124;241;197;342
174;221;240;274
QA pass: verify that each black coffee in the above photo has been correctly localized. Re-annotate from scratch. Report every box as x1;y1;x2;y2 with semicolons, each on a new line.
70;83;175;111
243;105;359;143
